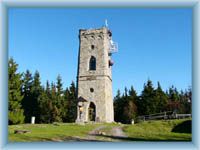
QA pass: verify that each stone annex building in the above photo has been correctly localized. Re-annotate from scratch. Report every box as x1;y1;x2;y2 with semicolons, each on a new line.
76;26;118;123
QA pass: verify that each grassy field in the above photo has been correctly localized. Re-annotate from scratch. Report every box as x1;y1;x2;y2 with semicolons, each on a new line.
9;123;101;142
123;119;191;141
9;119;191;142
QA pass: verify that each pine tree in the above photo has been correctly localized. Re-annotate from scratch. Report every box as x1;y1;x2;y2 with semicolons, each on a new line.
49;82;57;122
129;86;137;99
127;86;138;117
46;80;50;96
114;87;138;124
155;82;168;112
36;80;54;123
185;87;192;114
61;88;70;122
50;82;57;103
54;75;64;122
123;86;138;123
56;75;64;114
47;81;62;122
56;75;63;97
166;86;180;113
8;58;25;124
38;87;51;123
42;80;54;123
179;88;192;114
168;86;180;102
124;87;128;97
114;89;123;122
139;79;156;115
66;81;77;122
21;70;33;123
30;71;42;123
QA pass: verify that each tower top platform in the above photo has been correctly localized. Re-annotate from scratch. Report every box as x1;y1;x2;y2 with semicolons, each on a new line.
79;27;112;36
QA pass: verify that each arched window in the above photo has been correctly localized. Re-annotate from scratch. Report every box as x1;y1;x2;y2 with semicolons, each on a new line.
89;56;96;70
88;102;96;121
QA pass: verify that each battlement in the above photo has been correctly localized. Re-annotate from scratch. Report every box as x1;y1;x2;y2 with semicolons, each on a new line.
79;27;112;36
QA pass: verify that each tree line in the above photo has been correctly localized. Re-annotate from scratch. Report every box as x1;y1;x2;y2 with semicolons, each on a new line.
9;58;192;125
114;80;192;124
9;58;77;125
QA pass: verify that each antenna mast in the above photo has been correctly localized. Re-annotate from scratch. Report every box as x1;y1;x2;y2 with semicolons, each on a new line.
104;19;118;55
105;19;108;28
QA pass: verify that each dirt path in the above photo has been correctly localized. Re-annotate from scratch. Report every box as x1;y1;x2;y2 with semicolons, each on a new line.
111;126;127;138
86;125;106;141
86;125;128;141
63;125;128;142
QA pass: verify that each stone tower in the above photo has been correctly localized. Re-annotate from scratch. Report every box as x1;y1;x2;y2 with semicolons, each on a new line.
76;27;117;123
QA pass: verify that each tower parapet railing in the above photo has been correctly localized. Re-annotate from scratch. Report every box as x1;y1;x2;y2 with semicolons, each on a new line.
109;40;118;54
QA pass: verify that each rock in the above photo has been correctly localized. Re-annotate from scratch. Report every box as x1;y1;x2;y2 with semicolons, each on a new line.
53;122;60;126
14;130;31;134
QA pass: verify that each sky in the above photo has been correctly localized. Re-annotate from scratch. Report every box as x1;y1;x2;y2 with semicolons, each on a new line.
9;8;192;96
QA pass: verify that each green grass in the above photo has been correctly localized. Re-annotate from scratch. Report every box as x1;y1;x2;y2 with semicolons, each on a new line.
9;123;101;142
123;119;191;141
9;119;192;142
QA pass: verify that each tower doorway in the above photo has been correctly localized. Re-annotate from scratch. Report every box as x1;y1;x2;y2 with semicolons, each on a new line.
88;102;96;121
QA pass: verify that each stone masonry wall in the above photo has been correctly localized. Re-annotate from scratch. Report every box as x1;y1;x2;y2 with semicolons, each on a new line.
76;27;114;123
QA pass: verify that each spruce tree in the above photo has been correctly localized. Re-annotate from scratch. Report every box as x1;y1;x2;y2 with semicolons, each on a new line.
56;75;63;97
155;82;168;112
8;58;25;124
30;71;42;123
42;80;54;123
168;86;180;102
50;82;58;122
21;70;33;123
54;75;64;122
114;87;138;124
140;79;156;115
66;81;77;122
38;87;50;123
62;88;70;122
114;89;123;122
167;86;180;112
127;86;138;117
48;82;62;122
178;88;192;114
185;87;192;114
122;86;138;124
46;80;50;96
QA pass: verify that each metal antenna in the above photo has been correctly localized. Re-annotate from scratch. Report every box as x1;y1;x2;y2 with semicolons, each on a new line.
105;19;108;28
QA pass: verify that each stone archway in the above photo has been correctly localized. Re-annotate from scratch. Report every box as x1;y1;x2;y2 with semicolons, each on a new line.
88;102;96;121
